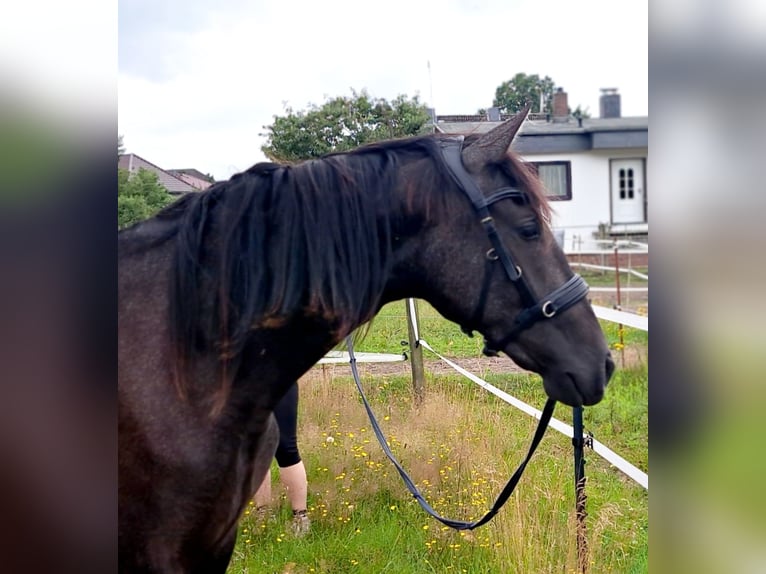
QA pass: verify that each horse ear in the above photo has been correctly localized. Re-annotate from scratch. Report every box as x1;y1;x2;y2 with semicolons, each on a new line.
462;103;531;169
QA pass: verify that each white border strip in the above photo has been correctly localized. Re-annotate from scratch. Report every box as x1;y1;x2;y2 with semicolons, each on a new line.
570;262;649;280
318;351;406;364
589;286;648;292
592;305;648;331
408;298;420;341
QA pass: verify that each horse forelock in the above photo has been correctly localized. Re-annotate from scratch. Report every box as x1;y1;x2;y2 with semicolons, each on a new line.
461;133;553;225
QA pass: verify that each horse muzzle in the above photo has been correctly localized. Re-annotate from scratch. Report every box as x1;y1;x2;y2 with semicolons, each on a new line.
542;351;615;407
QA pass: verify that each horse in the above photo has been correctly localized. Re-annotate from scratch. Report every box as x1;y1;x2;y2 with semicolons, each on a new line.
118;108;614;572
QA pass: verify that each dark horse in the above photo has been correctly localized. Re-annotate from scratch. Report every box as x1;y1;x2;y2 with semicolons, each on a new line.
118;110;614;572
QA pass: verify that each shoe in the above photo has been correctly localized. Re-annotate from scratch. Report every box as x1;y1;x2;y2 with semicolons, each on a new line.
255;505;270;524
291;509;310;537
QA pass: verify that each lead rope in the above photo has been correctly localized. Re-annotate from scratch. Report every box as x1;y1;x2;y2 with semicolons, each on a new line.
345;336;556;530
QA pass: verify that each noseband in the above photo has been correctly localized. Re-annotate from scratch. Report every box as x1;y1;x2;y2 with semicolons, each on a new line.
440;138;590;354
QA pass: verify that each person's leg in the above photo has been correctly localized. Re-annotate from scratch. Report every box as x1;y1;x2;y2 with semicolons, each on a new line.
280;460;309;536
253;467;272;510
272;383;310;535
278;461;307;513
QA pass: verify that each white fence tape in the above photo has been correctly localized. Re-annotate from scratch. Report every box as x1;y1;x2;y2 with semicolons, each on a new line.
406;299;423;336
407;299;648;491
570;262;649;281
592;305;648;332
319;351;405;364
589;286;648;293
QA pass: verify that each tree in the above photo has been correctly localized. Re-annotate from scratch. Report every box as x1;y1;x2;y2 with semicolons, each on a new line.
572;104;592;119
493;73;557;115
118;167;174;229
260;89;431;162
118;134;125;158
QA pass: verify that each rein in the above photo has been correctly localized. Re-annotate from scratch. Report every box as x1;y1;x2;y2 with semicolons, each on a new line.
346;336;555;530
345;137;590;529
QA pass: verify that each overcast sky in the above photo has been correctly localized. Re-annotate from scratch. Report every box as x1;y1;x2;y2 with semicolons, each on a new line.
118;0;647;181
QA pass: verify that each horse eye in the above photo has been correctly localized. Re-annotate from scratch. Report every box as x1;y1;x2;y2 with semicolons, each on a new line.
518;224;540;240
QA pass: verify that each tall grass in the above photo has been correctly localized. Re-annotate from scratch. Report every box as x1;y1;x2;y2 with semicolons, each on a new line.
228;325;648;573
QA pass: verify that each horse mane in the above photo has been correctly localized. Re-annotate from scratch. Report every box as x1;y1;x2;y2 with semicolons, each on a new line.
168;136;449;415
164;133;551;416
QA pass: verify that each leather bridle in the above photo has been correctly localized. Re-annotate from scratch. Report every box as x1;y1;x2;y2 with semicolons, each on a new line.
440;137;590;354
342;138;590;531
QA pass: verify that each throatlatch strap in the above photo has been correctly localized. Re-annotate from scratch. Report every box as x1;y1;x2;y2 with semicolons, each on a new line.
346;336;556;530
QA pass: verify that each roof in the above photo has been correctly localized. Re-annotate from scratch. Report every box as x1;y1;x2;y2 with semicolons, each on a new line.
118;154;197;194
436;116;648;153
168;170;214;191
168;168;216;184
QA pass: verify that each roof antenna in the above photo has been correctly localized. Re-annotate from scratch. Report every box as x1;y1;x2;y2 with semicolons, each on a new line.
427;60;434;113
426;60;441;133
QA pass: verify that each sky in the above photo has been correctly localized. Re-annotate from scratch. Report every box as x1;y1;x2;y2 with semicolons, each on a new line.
118;0;648;181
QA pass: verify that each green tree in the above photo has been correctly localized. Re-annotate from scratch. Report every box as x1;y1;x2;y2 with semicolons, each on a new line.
260;89;431;162
493;73;557;114
118;167;174;229
118;134;125;158
572;104;592;119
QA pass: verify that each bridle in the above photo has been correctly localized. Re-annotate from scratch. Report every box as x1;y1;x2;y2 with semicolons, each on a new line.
343;138;592;531
440;137;590;354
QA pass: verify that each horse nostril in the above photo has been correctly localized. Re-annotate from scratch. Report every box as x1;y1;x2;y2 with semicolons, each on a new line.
605;353;616;382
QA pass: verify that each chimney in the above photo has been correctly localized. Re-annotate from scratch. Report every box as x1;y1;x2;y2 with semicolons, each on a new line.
552;87;568;122
486;106;501;121
599;88;621;118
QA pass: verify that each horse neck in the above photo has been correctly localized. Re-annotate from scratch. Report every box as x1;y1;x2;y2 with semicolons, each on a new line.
379;160;443;305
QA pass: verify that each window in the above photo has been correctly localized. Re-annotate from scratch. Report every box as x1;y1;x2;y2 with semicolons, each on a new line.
618;167;634;199
529;161;572;201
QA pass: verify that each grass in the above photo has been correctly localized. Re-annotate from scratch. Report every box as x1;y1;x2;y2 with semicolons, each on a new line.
228;300;648;573
355;300;486;357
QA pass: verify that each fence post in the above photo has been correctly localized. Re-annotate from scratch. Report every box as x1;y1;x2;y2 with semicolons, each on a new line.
613;245;625;369
573;406;589;573
405;298;426;406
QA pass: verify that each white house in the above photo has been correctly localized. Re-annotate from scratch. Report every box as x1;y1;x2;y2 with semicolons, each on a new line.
434;89;648;254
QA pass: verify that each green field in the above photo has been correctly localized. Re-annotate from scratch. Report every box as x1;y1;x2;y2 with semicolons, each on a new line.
228;300;648;573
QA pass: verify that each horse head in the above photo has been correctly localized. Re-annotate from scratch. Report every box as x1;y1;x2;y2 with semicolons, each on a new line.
388;107;614;406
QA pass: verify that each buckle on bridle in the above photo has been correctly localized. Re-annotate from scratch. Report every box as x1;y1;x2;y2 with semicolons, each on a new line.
541;301;556;318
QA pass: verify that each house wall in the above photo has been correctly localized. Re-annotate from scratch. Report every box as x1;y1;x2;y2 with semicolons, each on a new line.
520;147;647;252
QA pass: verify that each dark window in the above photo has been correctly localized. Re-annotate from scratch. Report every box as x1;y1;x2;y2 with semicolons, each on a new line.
618;167;635;200
529;161;572;201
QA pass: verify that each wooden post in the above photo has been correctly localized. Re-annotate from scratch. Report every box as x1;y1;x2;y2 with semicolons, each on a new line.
405;298;426;406
613;245;625;369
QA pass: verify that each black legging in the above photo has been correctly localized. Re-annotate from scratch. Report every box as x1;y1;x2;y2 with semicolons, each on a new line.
273;382;301;468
